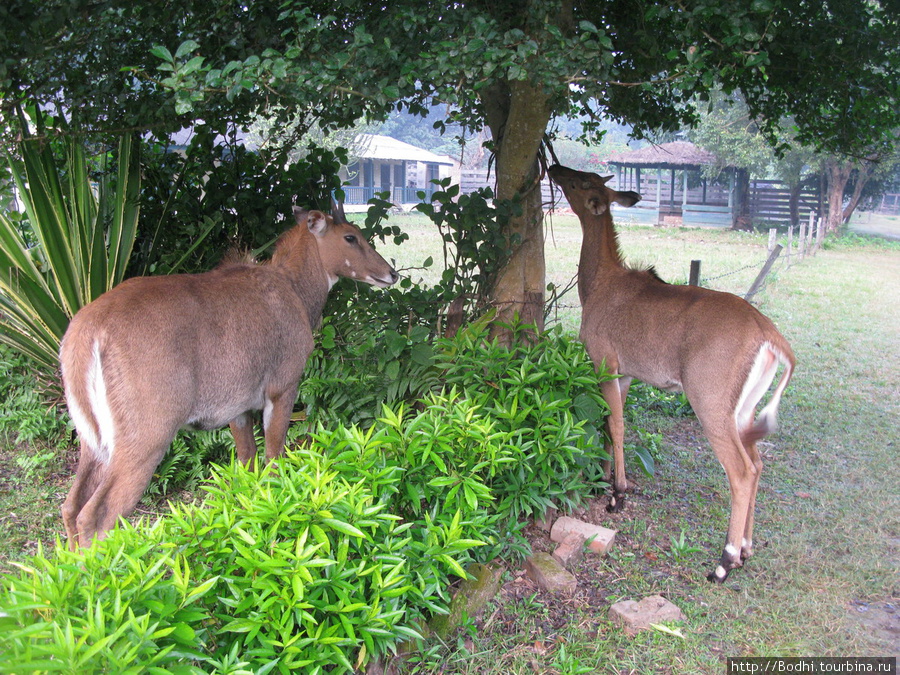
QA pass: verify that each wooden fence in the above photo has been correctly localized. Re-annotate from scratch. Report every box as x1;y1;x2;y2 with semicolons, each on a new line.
460;170;822;227
748;180;821;226
876;193;900;215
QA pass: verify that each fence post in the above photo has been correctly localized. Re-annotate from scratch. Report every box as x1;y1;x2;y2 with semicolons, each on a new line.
816;216;825;252
745;244;783;302
807;212;815;252
798;216;807;258
768;228;777;252
689;260;701;286
787;226;794;265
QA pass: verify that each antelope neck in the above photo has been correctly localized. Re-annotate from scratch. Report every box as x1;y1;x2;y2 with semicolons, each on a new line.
577;211;624;304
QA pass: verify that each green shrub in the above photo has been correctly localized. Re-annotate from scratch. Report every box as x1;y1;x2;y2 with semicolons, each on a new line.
303;319;616;529
298;181;519;432
0;396;493;673
143;429;234;502
298;322;440;430
0;109;141;387
436;321;615;520
823;228;900;251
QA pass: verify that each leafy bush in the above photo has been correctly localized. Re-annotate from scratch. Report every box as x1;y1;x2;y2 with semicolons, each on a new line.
301;318;615;523
436;321;614;520
134;133;348;276
0;372;617;671
298;181;518;431
0;418;486;673
823;228;900;251
143;429;234;502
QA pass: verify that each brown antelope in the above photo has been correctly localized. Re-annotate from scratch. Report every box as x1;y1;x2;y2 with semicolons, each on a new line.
60;207;398;548
548;164;795;582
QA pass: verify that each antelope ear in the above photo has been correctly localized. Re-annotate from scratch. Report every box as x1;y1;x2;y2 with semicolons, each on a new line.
613;191;642;207
306;210;330;235
292;205;309;224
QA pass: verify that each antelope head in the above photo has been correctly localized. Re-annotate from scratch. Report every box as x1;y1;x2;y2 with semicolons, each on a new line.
286;207;399;288
548;164;641;217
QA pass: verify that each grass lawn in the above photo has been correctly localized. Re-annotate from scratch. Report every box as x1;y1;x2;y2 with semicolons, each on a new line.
1;213;897;672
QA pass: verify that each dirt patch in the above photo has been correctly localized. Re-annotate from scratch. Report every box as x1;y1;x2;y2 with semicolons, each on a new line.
848;599;900;652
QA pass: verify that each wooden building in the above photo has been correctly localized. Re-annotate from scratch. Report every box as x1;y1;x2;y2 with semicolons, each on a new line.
341;134;458;209
606;142;821;229
606;142;737;227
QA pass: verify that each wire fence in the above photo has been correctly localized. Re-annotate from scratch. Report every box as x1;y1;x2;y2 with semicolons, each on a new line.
544;215;826;324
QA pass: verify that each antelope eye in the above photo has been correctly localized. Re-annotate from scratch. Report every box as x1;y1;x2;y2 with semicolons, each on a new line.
344;235;357;244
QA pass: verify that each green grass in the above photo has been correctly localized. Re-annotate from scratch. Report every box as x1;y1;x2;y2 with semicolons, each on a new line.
1;216;898;671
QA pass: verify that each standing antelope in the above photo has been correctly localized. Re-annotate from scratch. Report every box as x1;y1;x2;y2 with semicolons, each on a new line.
548;164;794;582
60;207;398;548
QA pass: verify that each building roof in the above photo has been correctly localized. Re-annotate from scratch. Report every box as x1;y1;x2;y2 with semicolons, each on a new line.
356;134;455;165
606;141;723;169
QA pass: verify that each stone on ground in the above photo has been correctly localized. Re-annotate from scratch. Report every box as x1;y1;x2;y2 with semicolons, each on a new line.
552;532;585;568
550;516;616;554
608;595;685;635
524;552;577;595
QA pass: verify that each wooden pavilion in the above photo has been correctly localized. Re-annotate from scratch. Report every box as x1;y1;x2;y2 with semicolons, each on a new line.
606;141;738;227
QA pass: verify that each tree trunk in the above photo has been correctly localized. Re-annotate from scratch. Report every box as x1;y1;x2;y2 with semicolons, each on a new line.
842;161;873;224
482;79;553;341
825;160;853;233
731;168;752;230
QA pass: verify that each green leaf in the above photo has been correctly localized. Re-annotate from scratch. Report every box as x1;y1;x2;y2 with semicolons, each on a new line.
320;518;365;539
174;40;200;59
184;576;219;605
0;115;141;387
150;45;174;62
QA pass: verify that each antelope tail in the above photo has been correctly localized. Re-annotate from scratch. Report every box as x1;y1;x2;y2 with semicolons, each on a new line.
61;332;115;465
740;346;794;448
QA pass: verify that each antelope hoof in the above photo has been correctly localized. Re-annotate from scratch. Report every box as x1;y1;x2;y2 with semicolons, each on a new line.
706;561;742;583
708;547;743;582
606;491;627;513
707;566;730;583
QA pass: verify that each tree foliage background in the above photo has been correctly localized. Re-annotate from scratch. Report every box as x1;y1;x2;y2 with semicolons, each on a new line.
2;0;899;328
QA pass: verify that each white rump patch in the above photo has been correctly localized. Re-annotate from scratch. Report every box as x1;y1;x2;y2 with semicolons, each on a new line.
86;341;115;465
263;398;274;431
734;342;780;431
65;389;99;456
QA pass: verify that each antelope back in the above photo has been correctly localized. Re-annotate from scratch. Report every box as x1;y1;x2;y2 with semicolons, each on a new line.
548;164;641;216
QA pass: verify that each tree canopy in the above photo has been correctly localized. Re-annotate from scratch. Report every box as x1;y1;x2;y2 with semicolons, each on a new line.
3;0;899;326
4;1;897;149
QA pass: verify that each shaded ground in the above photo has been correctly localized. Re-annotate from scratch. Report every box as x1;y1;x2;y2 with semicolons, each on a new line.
0;441;73;567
